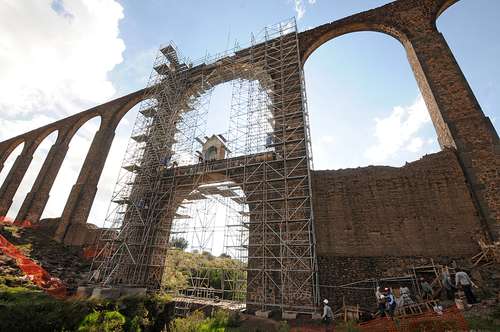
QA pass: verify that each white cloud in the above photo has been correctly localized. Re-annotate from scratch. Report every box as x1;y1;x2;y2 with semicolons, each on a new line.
405;137;424;153
292;0;317;20
0;1;125;220
364;96;432;163
0;0;124;120
294;0;306;19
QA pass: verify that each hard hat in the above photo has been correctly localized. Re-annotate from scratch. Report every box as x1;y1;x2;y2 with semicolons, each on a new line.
323;299;328;304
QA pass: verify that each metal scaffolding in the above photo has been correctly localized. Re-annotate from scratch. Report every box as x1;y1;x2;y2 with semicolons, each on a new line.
90;18;318;314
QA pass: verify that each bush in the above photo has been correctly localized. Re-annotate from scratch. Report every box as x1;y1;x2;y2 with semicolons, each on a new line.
169;310;206;332
211;309;230;328
169;310;237;332
277;320;290;332
226;311;242;327
78;310;126;332
0;285;174;332
170;237;189;251
0;285;90;331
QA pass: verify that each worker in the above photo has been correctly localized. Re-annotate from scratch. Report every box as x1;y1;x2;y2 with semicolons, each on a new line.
321;299;334;328
442;267;456;300
419;277;433;300
455;268;478;304
384;288;397;318
399;286;414;306
375;286;386;317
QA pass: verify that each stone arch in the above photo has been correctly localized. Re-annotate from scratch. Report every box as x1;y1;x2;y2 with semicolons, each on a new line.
88;98;152;226
41;116;102;219
0;141;25;189
62;114;103;146
434;0;460;23
0;139;26;165
33;127;60;148
55;90;151;244
299;13;464;150
5;130;59;220
101;88;150;130
300;21;409;65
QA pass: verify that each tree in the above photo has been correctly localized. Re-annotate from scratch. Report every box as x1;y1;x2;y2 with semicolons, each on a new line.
170;237;189;251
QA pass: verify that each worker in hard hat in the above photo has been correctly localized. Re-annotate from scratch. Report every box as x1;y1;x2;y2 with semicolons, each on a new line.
375;286;386;317
321;298;334;329
384;288;397;318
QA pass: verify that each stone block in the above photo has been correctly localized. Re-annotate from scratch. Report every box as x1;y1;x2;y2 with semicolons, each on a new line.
312;312;322;320
91;287;121;299
255;310;272;318
76;286;94;298
282;311;297;320
120;287;147;297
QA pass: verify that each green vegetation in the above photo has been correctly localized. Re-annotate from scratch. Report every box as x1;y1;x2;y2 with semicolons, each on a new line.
169;310;246;332
0;284;174;332
78;310;126;332
163;248;246;301
170;237;189;251
465;306;500;331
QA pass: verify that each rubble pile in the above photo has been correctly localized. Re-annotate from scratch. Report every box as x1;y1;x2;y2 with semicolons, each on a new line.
0;225;90;293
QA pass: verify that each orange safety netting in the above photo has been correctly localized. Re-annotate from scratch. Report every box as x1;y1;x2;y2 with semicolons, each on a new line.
0;216;36;228
358;307;469;332
0;228;66;298
82;245;98;259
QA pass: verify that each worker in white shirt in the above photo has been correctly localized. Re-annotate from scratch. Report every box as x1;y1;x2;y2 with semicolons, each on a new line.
321;299;334;329
375;286;386;317
455;268;478;304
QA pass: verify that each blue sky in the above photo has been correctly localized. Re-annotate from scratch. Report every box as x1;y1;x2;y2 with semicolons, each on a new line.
0;0;498;231
108;0;499;169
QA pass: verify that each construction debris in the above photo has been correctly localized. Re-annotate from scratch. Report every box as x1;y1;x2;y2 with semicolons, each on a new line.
471;239;500;267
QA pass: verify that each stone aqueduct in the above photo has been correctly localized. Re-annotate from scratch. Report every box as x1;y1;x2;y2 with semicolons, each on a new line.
0;0;498;303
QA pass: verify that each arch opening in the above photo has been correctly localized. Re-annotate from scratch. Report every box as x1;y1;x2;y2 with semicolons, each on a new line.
41;116;101;219
6;130;58;220
165;181;248;305
0;142;25;191
88;103;143;227
304;31;440;170
164;77;273;169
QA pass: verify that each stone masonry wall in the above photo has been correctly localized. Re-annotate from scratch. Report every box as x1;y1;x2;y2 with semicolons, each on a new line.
311;149;484;308
312;149;483;258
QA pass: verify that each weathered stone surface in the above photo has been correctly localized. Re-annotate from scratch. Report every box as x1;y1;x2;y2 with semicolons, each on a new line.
312;150;483;258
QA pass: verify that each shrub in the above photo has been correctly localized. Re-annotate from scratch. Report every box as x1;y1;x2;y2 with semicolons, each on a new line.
277;320;290;332
226;311;242;327
211;309;230;328
169;310;206;332
78;310;126;332
0;285;90;331
0;285;174;332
